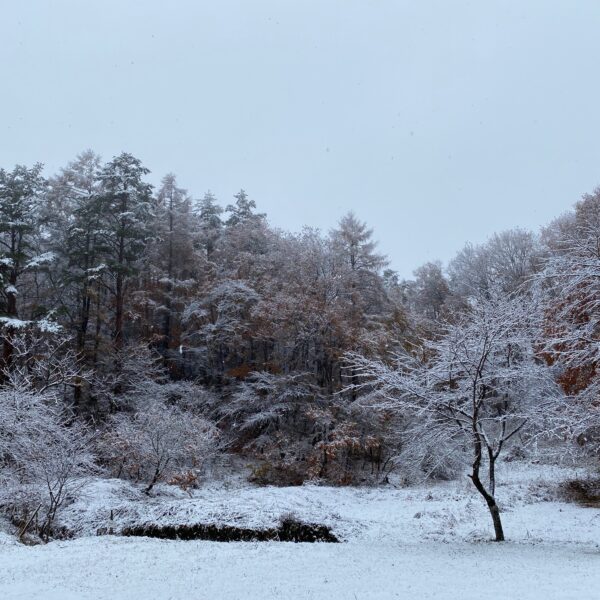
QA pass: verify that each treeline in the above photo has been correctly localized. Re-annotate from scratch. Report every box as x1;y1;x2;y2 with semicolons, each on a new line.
1;151;599;533
1;152;399;392
0;151;406;491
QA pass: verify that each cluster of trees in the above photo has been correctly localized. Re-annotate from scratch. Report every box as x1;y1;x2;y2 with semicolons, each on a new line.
352;196;600;539
0;150;598;541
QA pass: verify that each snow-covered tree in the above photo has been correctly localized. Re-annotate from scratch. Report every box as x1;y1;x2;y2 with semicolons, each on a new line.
349;293;562;541
448;229;541;300
409;261;450;322
96;153;154;351
1;329;88;398
45;151;106;398
0;385;95;541
184;280;260;381
0;164;48;376
197;191;224;261
139;173;202;369
540;190;600;455
225;189;265;227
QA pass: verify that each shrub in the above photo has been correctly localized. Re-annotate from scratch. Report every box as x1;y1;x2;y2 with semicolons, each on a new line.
98;401;219;493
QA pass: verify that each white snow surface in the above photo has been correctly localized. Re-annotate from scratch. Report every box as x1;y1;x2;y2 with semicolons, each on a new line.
25;251;56;269
1;461;598;599
0;317;29;329
0;316;61;333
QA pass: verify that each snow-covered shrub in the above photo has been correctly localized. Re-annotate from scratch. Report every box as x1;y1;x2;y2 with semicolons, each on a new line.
94;344;220;417
0;388;95;541
91;343;168;413
0;329;87;397
98;401;219;493
396;436;466;485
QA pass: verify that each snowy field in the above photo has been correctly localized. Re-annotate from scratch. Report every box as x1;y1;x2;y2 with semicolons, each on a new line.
1;462;598;599
2;536;598;600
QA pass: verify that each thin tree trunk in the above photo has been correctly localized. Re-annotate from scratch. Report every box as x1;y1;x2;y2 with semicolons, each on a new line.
92;285;102;367
145;471;159;494
487;446;496;496
1;267;18;381
114;271;124;351
470;436;504;541
162;189;174;355
114;191;127;352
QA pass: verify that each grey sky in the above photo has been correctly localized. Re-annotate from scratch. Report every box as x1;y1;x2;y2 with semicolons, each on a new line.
2;1;600;277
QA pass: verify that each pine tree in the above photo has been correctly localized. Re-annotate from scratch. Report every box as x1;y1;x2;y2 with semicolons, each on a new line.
225;189;265;227
0;164;46;376
147;174;200;366
46;151;104;359
0;164;46;320
197;191;223;261
96;153;153;352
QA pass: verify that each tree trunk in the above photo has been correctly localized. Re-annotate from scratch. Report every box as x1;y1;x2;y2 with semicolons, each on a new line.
114;271;124;351
1;268;19;382
73;285;91;409
92;285;102;368
162;190;174;355
145;467;161;494
487;446;497;496
470;434;505;541
114;191;127;352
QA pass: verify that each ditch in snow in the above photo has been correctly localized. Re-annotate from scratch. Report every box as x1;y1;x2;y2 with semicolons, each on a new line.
117;518;339;543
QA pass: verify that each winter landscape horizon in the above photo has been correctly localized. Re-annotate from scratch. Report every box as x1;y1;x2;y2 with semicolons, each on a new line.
1;2;600;599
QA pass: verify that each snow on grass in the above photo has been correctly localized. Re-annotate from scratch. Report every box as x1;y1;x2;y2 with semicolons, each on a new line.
59;461;600;546
0;461;598;599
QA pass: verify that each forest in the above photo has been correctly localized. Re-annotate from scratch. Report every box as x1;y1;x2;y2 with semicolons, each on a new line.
0;150;599;545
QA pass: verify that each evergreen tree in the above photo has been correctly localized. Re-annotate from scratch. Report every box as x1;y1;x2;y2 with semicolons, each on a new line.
147;174;200;365
46;151;104;360
96;153;153;351
197;191;224;260
225;189;265;227
0;164;47;376
0;163;47;320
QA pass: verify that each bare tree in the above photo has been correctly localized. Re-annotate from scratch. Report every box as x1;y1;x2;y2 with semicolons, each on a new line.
448;229;540;300
349;293;562;541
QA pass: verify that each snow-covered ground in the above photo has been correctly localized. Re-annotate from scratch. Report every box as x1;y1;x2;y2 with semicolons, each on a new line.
2;536;598;600
0;461;598;599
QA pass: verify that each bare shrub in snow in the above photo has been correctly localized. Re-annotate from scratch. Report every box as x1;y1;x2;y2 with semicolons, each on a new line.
0;330;90;398
98;401;219;493
0;388;95;541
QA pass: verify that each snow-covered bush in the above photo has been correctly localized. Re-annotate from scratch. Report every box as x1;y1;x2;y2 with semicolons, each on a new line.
98;401;219;493
0;388;95;541
0;330;86;395
396;431;467;485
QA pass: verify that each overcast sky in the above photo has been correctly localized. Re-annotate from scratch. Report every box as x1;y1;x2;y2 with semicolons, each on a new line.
2;1;600;277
